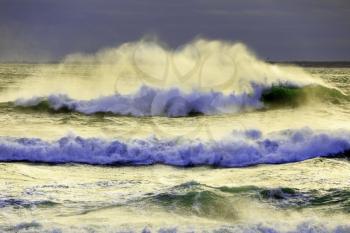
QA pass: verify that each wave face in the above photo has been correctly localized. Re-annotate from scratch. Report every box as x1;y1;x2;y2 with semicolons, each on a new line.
1;128;349;167
13;85;265;117
262;85;349;107
13;84;347;116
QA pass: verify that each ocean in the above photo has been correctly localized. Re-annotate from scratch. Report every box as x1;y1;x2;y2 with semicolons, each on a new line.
0;40;350;232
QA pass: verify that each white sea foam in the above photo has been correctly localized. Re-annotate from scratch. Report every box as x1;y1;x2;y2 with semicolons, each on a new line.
0;127;349;167
14;85;266;116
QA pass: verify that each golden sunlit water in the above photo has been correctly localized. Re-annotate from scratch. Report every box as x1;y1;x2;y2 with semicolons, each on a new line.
1;42;350;232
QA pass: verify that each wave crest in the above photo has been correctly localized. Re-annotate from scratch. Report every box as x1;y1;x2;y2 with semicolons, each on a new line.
1;127;349;167
0;39;325;102
13;84;347;117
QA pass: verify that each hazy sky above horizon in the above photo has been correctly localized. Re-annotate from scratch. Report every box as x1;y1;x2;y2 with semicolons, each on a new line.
1;0;350;62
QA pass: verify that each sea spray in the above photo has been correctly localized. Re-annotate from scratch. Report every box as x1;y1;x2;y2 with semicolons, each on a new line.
13;84;347;116
0;39;326;102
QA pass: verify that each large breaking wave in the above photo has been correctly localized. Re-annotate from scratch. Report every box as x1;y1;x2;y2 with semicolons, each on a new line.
13;85;264;117
0;39;334;113
12;83;347;117
1;127;349;167
0;39;345;116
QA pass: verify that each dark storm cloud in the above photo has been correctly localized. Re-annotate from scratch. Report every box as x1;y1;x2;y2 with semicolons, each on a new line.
0;0;349;62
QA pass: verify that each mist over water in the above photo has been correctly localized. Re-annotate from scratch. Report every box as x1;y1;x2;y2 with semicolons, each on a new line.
2;39;343;119
0;39;326;101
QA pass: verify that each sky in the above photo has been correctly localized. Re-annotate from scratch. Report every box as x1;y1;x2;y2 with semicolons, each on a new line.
0;0;350;62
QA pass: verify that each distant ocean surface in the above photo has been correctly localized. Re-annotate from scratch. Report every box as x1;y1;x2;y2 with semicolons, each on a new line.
0;40;350;232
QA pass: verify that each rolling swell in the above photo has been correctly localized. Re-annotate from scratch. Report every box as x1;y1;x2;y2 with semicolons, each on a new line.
0;127;350;167
145;182;350;213
11;84;348;117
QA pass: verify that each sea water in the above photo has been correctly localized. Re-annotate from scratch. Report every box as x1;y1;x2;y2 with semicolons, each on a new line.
0;40;350;232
